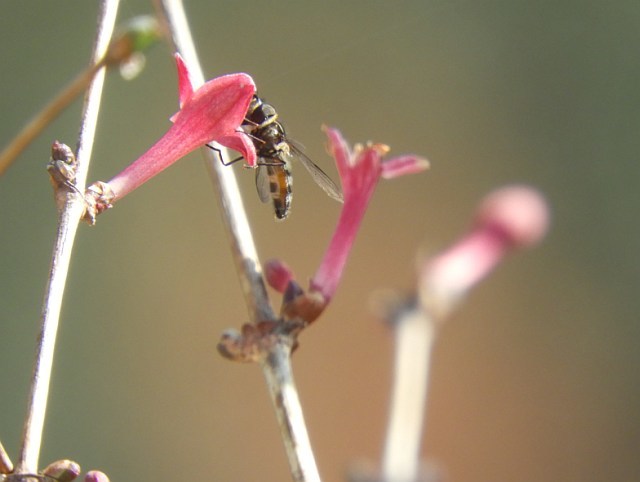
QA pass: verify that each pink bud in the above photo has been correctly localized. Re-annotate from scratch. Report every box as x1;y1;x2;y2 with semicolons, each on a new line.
84;471;110;482
265;258;295;293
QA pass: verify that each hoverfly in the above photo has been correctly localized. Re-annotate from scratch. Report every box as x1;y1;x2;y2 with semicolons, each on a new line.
231;94;343;220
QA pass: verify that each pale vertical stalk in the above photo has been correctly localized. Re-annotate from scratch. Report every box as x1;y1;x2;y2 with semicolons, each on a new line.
382;306;435;482
157;0;273;324
262;345;322;482
15;0;120;473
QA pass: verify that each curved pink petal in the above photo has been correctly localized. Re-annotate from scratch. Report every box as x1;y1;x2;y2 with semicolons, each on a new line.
170;72;255;143
381;155;430;179
175;53;194;109
217;131;257;167
323;126;352;181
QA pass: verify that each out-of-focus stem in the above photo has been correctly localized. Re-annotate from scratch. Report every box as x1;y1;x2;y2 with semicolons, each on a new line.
382;304;435;482
0;61;104;177
15;0;120;474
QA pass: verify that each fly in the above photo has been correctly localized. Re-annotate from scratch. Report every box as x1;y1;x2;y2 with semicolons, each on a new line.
239;94;343;220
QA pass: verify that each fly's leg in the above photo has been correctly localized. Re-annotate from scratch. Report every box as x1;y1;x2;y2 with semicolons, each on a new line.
206;143;244;166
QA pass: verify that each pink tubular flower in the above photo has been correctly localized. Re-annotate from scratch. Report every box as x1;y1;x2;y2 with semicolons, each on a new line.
265;127;429;323
309;127;429;304
420;185;549;316
84;53;256;221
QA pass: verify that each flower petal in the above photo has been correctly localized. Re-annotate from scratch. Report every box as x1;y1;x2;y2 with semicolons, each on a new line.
322;126;352;180
171;72;255;139
175;52;194;109
381;155;430;179
217;131;257;167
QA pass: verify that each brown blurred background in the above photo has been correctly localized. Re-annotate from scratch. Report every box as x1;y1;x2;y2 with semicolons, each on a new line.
1;1;638;481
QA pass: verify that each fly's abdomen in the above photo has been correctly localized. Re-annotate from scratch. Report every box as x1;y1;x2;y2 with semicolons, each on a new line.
267;162;292;220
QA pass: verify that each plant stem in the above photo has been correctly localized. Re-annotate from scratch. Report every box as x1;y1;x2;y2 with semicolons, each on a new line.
262;344;321;482
15;0;120;474
382;303;435;482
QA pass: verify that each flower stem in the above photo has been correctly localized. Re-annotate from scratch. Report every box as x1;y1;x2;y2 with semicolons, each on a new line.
382;303;435;482
15;0;120;474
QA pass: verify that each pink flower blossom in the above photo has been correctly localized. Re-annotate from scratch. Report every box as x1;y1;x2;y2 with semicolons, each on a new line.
309;127;429;304
84;53;256;221
266;127;429;323
420;185;549;309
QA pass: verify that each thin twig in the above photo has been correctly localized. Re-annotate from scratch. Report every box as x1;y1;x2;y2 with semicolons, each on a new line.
156;3;321;481
0;62;104;177
382;303;435;482
15;0;120;474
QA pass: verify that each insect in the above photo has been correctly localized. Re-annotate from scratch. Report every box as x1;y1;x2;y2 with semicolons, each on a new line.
220;94;343;220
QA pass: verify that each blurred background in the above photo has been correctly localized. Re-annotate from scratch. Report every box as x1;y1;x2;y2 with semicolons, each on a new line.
1;1;638;481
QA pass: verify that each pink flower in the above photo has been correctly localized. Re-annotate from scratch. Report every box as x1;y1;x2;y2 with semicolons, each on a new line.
84;53;256;222
266;127;429;323
309;127;429;303
420;185;549;313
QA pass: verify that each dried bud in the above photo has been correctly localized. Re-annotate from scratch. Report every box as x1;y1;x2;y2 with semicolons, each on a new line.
47;141;77;189
83;181;115;225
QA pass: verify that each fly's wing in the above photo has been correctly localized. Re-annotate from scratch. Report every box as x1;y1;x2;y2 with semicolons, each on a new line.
290;144;344;203
255;165;272;203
